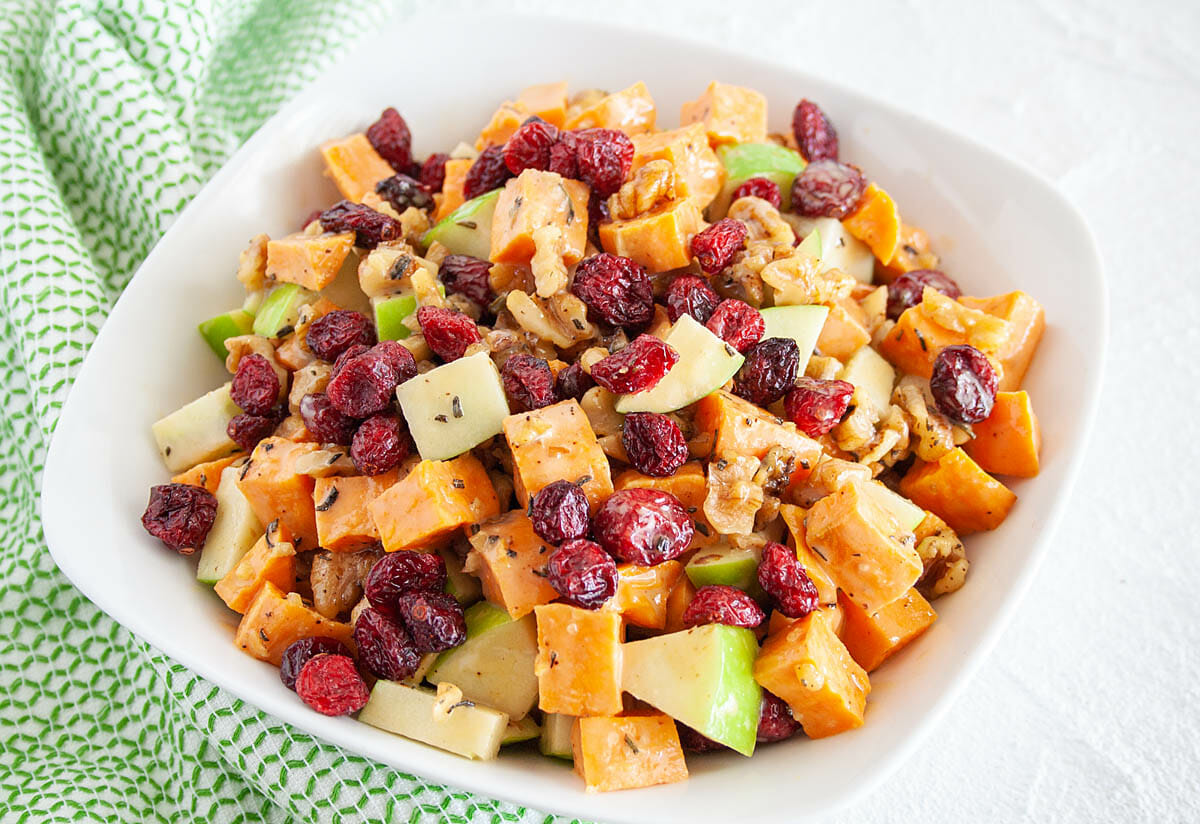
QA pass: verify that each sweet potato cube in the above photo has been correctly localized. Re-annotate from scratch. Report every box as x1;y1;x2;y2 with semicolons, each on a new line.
475;101;527;149
842;183;901;265
877;302;969;379
237;437;322;549
631;123;724;209
608;561;683;630
265;231;355;291
535;604;624;716
693;391;822;482
778;504;840;605
572;714;688;792
234;582;354;665
503;400;613;513
370;454;499;552
320;132;395;202
816;301;871;361
215;521;297;614
663;574;697;634
172;455;240;494
753;608;869;739
960;292;1045;391
517;81;568;127
465;510;559;619
768;602;844;636
433;158;472;221
878;223;939;283
679;81;768;146
598;196;704;273
314;469;401;552
899;448;1016;535
490;170;589;265
564;81;656;134
838;588;936;672
805;481;923;613
963;390;1042;477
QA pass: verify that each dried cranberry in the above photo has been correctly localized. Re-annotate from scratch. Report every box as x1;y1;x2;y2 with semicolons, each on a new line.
592;488;694;565
364;551;446;616
318;200;403;248
731;177;782;210
574;128;635;196
504;118;559;174
677;725;727;753
621;412;687;478
571;253;654;328
280;636;352;690
325;350;397;418
547;130;580;178
691;218;748;275
306;310;375;363
227;411;280;452
682;585;766;629
792;99;838;162
295;654;370;716
733;337;800;407
784;378;855;437
419;152;450;192
351;413;409;475
354;607;423;680
529;480;590;545
371;340;418;386
546;539;618;609
757;542;818;619
140;483;217;553
886;269;962;320
375;173;434;213
554;361;594;402
790;160;867;220
929;345;998;424
439;254;493;307
394;590;466;653
589;335;679;395
416;305;480;362
299;393;358;445
757;691;802;742
330;343;371;378
706;299;765;353
230;354;279;415
463;145;513;200
501;354;555;412
663;274;719;324
366;107;413;171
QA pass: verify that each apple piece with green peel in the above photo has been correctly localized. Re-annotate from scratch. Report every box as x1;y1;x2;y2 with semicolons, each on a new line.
372;294;417;340
395;351;510;461
685;541;764;593
501;716;541;746
251;283;317;337
196;463;263;584
539;713;575;760
421;188;501;259
358;679;508;760
425;601;539;720
151;383;242;473
859;480;925;533
438;546;482;606
708;142;806;218
622;624;762;756
759;304;829;374
197;309;255;359
786;215;875;283
615;315;744;414
840;345;896;414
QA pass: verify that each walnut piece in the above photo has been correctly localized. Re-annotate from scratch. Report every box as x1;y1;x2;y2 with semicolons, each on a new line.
531;223;569;298
505;290;596;349
704;455;764;535
609;159;676;220
236;234;269;292
914;516;968;599
310;547;383;619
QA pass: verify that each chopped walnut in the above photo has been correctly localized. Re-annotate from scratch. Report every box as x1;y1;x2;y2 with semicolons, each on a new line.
424;240;450;268
237;234;269;292
310;547;383;619
914;514;968;598
791;456;873;507
717;240;772;306
446;293;482;320
288;362;331;414
531;223;569;297
433;680;468;720
760;253;855;306
506;290;596;349
398;206;431;244
489;262;535;298
805;355;844;380
893;375;956;462
360;191;403;221
488;469;514;512
400;333;434;364
224;335;289;396
704;455;764;535
357;242;423;298
753;446;797;497
858;405;911;474
920;288;1010;352
577;346;609;373
598;433;629;462
609;159;676;220
580;386;624;437
411;263;446;309
832;385;881;453
728;197;795;246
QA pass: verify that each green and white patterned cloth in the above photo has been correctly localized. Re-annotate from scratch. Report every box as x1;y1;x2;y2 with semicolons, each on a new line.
0;2;577;821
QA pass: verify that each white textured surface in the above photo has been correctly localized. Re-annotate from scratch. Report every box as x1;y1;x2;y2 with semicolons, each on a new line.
401;0;1199;819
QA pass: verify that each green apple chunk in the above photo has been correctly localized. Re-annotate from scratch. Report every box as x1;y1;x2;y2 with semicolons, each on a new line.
685;541;763;593
421;189;501;259
709;142;806;218
840;345;896;414
196;463;262;584
759;304;829;374
197;309;254;359
395;351;509;461
539;713;575;760
358;679;508;760
439;546;482;605
622;624;762;756
426;602;539;720
615;315;744;414
786;215;875;283
252;283;317;337
501;716;541;746
860;480;925;533
151;383;242;473
372;294;417;341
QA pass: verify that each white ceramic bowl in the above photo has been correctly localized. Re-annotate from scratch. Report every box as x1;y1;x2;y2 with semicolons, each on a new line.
41;12;1106;823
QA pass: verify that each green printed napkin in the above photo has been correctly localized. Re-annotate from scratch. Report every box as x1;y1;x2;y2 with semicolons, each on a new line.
0;1;578;820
